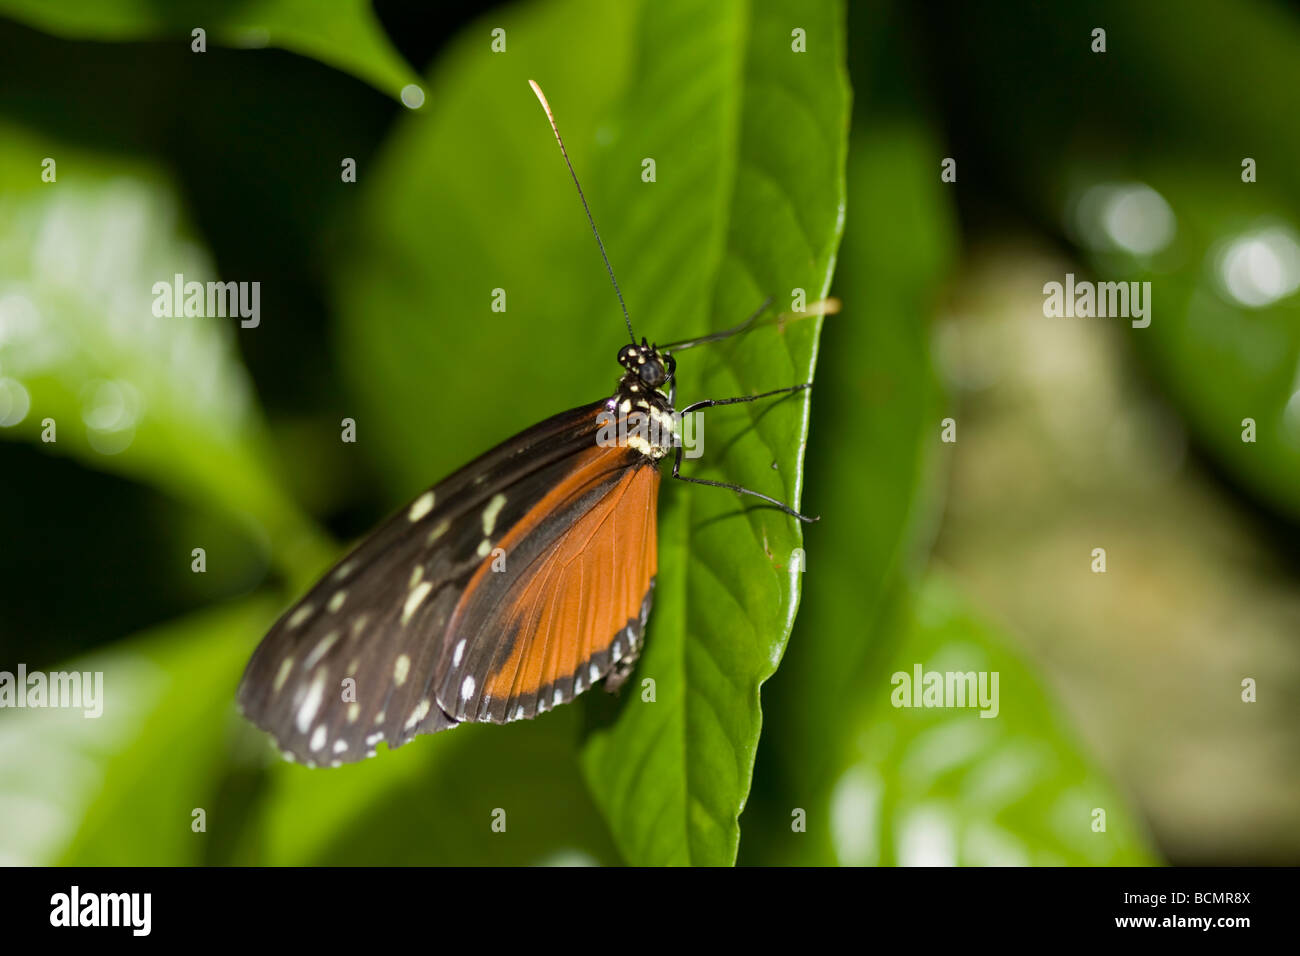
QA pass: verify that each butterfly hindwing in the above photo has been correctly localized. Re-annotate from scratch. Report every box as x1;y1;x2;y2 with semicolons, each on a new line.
435;450;659;723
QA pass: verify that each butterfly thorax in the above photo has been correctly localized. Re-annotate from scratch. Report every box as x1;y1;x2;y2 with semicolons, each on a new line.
607;341;677;461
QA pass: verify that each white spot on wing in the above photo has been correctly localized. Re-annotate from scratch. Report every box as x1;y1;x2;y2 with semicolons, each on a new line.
333;739;348;754
402;581;433;624
453;638;466;666
309;725;327;752
427;519;450;544
461;675;476;702
393;654;411;686
287;604;313;629
347;702;361;724
273;657;294;693
327;590;347;613
553;687;564;706
481;493;507;536
304;630;340;670
405;699;431;729
408;490;435;522
476;538;491;558
295;669;326;734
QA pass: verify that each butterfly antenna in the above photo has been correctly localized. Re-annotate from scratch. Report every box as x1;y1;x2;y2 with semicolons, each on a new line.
529;79;635;345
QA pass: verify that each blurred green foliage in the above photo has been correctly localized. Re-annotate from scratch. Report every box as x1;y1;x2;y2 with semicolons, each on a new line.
921;0;1300;520
5;0;1295;867
739;3;1155;864
0;0;421;99
0;124;333;583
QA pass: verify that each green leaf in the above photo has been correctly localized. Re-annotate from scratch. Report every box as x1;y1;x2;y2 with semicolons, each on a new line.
0;597;276;865
893;0;1300;521
0;123;332;581
579;0;849;869
741;115;958;864
333;0;849;865
1066;167;1300;519
0;0;421;101
829;575;1157;866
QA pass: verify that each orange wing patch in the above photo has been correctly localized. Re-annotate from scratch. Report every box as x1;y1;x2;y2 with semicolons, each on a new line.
486;462;658;703
438;451;659;723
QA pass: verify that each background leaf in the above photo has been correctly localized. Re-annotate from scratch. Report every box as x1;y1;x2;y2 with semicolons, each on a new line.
0;598;275;865
1067;168;1300;520
0;123;332;582
333;0;849;865
0;0;421;101
918;0;1300;521
827;575;1156;866
892;0;1300;863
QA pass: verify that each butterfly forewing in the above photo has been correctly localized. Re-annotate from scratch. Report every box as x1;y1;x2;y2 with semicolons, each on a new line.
236;399;644;765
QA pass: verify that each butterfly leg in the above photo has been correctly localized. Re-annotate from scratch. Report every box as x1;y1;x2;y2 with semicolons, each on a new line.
671;385;818;523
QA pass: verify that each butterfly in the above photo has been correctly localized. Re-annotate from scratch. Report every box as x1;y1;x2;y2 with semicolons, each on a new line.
236;81;818;767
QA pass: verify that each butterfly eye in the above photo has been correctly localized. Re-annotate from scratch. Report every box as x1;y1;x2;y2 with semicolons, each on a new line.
617;344;638;367
638;360;665;387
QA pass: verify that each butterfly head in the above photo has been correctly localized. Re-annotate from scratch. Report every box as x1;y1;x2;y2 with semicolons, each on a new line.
617;340;675;392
